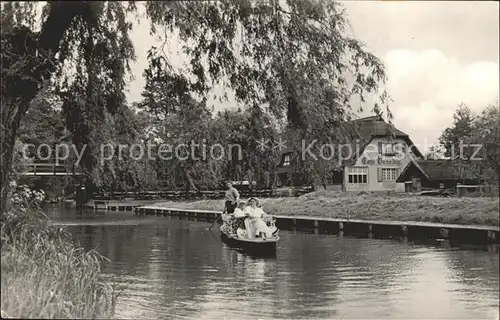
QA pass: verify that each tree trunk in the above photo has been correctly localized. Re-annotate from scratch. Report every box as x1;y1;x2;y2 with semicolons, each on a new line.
185;168;198;192
0;3;93;214
0;98;30;213
247;168;254;191
0;133;15;214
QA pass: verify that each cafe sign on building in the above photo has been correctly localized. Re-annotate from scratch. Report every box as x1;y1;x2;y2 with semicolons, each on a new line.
361;156;402;166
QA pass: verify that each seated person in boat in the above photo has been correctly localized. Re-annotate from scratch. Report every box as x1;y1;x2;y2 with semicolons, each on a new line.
242;197;274;239
222;202;246;235
233;201;246;218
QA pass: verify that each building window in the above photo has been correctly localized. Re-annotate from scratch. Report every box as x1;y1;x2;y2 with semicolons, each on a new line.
378;142;408;156
282;154;291;167
380;168;399;181
348;167;368;184
383;143;396;156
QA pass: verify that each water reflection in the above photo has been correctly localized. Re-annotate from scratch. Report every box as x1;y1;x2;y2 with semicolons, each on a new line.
45;205;499;319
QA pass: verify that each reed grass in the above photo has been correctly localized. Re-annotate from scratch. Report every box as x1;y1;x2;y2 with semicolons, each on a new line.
156;190;500;227
1;209;117;319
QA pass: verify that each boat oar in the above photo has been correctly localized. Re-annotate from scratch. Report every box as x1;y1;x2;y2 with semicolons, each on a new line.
207;212;223;230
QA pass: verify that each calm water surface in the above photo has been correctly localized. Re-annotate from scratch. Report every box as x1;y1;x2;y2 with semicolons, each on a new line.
47;204;499;319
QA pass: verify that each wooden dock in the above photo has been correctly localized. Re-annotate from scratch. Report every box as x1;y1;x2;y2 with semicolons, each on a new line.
84;200;158;212
134;205;499;245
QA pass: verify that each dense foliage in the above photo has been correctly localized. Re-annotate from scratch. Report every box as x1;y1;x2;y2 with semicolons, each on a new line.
1;1;136;211
437;103;499;184
1;0;389;211
471;104;500;183
438;103;476;157
140;0;389;190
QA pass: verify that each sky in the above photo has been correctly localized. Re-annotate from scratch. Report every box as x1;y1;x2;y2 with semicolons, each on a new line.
124;1;499;152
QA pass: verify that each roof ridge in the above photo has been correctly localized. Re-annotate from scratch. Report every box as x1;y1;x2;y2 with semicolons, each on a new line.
351;115;383;122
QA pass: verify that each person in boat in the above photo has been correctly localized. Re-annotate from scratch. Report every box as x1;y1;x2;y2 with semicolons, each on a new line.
243;197;273;239
223;181;240;214
232;201;247;232
221;201;246;235
233;201;246;218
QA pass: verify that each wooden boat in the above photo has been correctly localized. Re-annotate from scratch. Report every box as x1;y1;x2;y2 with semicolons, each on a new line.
219;217;279;255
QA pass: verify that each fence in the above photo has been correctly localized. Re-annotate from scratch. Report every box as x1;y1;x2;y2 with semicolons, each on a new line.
18;163;83;176
457;184;499;197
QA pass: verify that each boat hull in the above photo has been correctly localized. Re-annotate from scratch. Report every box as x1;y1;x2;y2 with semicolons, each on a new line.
220;228;278;256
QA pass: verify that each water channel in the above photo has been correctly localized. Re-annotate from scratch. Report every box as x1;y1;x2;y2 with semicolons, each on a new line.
47;204;499;319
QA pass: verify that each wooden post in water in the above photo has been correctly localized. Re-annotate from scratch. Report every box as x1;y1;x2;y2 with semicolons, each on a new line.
401;225;408;237
441;240;451;248
487;230;497;243
440;228;450;239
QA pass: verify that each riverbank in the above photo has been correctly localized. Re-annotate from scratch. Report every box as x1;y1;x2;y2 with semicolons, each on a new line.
154;190;499;227
1;209;117;318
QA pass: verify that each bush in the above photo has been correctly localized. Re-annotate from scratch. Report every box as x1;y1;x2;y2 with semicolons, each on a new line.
1;189;117;318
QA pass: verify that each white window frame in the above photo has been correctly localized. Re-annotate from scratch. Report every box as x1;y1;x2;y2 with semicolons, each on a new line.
379;142;407;156
282;154;291;167
381;168;398;181
347;166;368;184
382;143;396;156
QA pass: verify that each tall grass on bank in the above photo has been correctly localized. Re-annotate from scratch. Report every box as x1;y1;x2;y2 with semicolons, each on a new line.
1;209;117;319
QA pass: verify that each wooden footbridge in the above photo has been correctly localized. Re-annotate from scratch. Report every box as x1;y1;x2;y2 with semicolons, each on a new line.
17;162;84;176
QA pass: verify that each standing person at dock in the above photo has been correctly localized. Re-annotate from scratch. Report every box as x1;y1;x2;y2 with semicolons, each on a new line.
75;183;87;211
223;181;240;214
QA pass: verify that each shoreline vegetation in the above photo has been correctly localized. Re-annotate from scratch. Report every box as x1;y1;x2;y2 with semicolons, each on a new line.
1;209;117;319
155;190;500;227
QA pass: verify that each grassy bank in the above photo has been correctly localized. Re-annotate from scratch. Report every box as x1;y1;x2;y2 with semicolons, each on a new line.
1;209;117;319
155;190;500;227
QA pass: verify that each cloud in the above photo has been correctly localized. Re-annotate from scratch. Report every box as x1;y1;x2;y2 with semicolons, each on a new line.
342;1;498;152
386;49;499;151
342;1;499;65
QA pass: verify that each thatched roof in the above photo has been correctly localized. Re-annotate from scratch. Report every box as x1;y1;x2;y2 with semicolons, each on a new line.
343;115;423;165
277;115;423;165
397;159;480;182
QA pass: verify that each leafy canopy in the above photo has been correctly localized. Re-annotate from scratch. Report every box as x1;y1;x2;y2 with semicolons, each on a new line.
2;0;389;195
144;0;388;129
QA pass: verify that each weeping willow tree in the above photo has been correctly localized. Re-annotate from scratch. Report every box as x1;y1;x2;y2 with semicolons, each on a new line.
142;0;389;187
1;0;387;213
1;2;135;212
